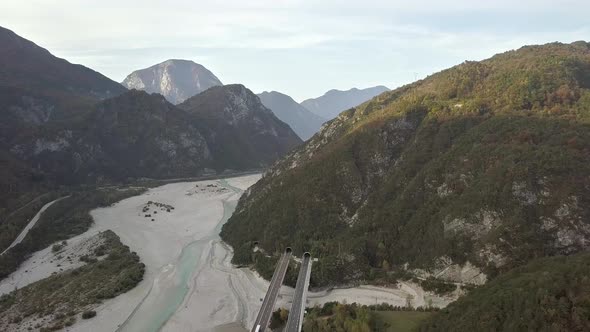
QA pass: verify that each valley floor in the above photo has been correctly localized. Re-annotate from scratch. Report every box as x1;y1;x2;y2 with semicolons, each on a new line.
1;175;456;332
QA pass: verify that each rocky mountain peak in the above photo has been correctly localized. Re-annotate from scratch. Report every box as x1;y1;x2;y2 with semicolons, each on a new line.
179;84;274;124
121;59;222;104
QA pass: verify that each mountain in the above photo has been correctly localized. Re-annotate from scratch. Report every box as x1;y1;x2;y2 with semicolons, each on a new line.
0;26;125;101
301;86;389;120
9;86;301;184
8;90;211;184
420;252;590;331
0;26;300;214
257;91;326;140
220;41;590;288
0;25;128;214
122;59;223;104
0;26;126;125
179;85;302;167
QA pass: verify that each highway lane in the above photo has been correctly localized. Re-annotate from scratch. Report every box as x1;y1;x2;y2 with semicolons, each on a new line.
285;252;312;332
251;248;292;332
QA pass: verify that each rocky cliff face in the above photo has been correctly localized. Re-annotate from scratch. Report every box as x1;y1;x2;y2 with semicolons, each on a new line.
122;60;222;104
8;91;211;183
420;252;590;331
258;91;326;140
179;85;302;169
221;41;590;287
8;86;301;185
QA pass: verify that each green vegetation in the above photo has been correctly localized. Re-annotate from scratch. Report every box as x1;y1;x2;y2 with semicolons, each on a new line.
0;188;145;280
0;192;62;253
419;252;590;331
51;242;65;253
0;230;144;331
81;310;97;319
299;302;438;332
374;311;433;332
221;42;590;286
415;277;457;295
270;307;289;329
302;302;378;332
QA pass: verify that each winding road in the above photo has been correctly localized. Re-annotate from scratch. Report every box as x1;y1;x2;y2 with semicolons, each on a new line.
1;196;69;256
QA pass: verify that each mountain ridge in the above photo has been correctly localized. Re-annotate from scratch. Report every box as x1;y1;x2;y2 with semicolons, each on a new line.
221;41;590;288
0;26;126;101
300;85;390;120
179;85;302;168
257;90;326;140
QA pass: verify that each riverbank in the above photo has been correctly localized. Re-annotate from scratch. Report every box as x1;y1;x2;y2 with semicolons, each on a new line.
2;174;457;332
70;174;262;332
68;174;456;331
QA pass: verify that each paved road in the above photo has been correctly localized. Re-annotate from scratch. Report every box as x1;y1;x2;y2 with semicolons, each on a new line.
286;252;312;332
1;196;69;256
251;248;292;332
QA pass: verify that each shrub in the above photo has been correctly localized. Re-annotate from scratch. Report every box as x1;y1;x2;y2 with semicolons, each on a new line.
81;310;96;319
419;277;457;295
64;317;76;326
51;244;64;253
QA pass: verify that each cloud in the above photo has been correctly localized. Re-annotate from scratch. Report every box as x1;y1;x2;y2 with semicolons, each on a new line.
0;0;588;99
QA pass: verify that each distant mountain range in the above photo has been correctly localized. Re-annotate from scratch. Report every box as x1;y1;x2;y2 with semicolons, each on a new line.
301;86;390;119
257;91;326;140
122;59;223;104
121;60;389;140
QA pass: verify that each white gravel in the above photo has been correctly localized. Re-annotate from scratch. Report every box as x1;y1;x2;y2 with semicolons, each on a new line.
2;174;456;332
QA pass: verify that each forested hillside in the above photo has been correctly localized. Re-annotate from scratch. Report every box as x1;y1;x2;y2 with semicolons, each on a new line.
222;41;590;287
419;252;590;331
7;86;301;185
0;25;127;217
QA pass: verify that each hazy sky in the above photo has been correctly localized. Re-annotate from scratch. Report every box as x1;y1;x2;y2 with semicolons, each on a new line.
1;0;589;101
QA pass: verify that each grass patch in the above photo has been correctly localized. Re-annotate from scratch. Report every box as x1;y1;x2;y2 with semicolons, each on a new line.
374;311;433;332
301;301;439;331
